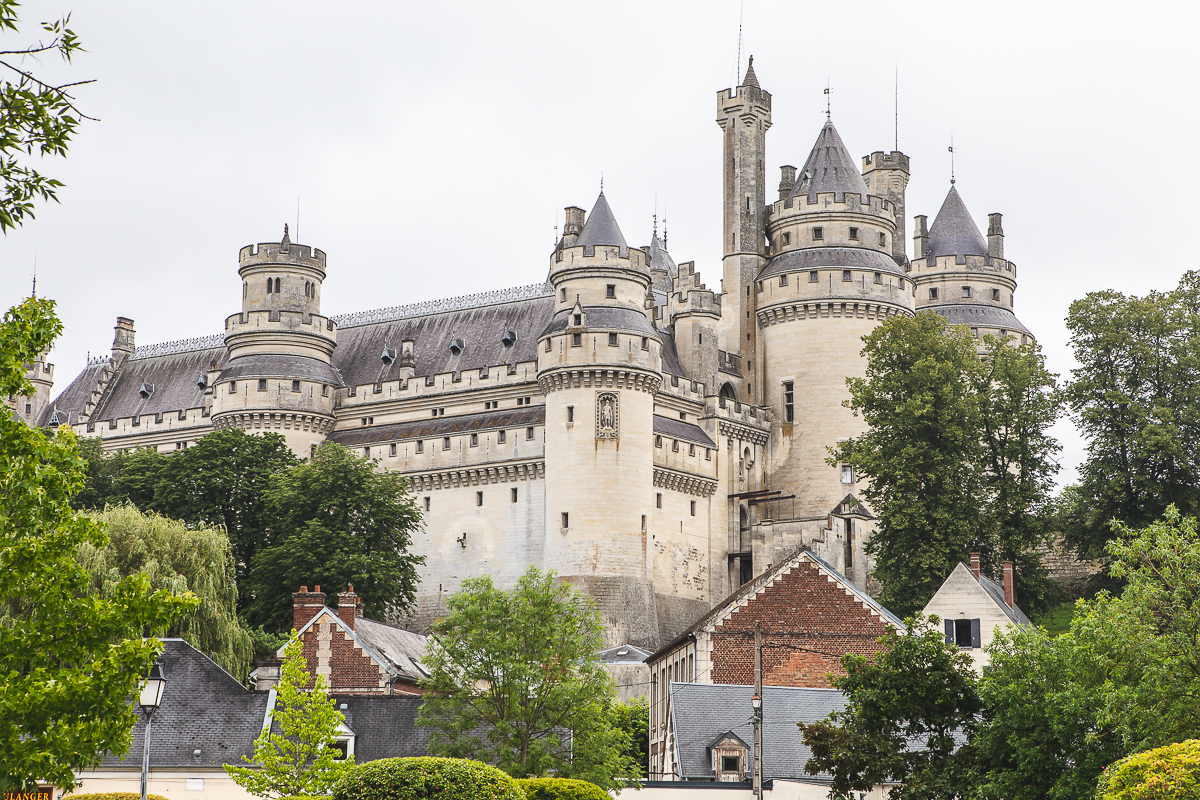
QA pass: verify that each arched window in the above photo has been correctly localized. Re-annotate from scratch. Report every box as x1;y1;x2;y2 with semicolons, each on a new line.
274;277;281;293
266;277;273;293
720;382;737;403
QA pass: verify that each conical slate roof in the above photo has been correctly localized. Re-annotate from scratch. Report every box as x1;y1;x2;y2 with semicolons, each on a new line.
742;56;760;89
649;233;678;278
927;186;988;261
788;120;868;203
576;192;629;257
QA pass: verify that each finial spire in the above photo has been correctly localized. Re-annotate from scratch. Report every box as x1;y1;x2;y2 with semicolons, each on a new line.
824;79;832;120
600;172;604;193
653;212;658;238
31;257;36;298
949;137;956;185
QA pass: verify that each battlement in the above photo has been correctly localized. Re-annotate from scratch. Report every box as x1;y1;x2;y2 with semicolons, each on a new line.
910;252;1015;276
716;83;772;115
772;191;895;222
553;243;650;272
668;262;720;318
239;241;327;271
862;151;910;173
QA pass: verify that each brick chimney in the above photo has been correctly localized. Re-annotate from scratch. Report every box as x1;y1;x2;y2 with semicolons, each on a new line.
1002;561;1015;610
969;553;981;580
337;584;363;631
292;585;326;631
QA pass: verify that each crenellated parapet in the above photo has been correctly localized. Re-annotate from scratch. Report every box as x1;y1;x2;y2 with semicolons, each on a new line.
223;309;338;360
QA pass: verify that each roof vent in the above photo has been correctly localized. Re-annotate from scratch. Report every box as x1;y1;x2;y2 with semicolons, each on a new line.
138;382;152;399
47;407;61;427
381;346;394;365
449;337;464;357
197;372;208;390
501;329;517;347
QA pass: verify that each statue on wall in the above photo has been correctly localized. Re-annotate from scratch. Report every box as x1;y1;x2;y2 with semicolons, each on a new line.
596;392;618;439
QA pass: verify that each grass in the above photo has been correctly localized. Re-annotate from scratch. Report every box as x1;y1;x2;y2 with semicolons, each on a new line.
1032;601;1077;637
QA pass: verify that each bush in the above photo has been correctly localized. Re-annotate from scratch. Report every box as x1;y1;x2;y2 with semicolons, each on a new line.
66;794;170;800
279;796;332;800
332;757;524;800
517;777;610;800
1097;739;1200;799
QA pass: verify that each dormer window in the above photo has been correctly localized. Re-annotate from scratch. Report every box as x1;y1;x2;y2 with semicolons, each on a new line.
573;314;582;326
449;337;464;356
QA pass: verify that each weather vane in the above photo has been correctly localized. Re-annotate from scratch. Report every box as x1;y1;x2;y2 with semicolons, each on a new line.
949;136;956;185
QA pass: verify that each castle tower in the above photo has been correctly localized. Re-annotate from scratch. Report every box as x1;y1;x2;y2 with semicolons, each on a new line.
539;193;664;649
9;348;55;426
910;187;1032;343
861;151;911;267
716;57;771;403
211;226;341;454
755;120;915;580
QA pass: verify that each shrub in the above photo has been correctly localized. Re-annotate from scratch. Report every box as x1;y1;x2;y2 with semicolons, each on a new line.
279;796;332;800
332;757;524;800
517;777;610;800
1097;739;1200;800
66;794;170;800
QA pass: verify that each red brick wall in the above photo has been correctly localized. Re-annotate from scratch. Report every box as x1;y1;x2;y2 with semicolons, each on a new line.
710;561;890;688
326;625;383;694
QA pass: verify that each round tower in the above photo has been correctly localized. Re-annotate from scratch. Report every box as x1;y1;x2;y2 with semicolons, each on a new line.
211;226;341;455
756;121;915;575
910;186;1033;344
538;193;664;648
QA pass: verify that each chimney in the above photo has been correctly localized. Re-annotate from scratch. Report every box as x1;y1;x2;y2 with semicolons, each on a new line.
337;584;362;631
253;659;282;691
987;213;1004;259
969;553;981;580
913;215;929;261
562;206;585;247
292;584;326;631
778;165;796;201
1002;561;1015;610
111;317;136;367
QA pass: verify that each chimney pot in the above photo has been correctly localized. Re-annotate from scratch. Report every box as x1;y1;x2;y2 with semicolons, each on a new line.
969;553;981;579
337;585;361;631
292;585;326;632
1002;561;1015;610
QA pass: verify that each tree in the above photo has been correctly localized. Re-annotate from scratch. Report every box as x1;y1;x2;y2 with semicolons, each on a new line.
225;633;354;797
799;616;981;800
417;568;639;789
0;1;91;231
612;698;649;779
0;298;196;790
832;312;1062;616
77;504;255;683
1062;272;1200;558
1096;739;1200;800
245;442;422;632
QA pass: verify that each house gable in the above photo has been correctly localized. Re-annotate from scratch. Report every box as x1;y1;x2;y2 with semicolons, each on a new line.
291;607;393;694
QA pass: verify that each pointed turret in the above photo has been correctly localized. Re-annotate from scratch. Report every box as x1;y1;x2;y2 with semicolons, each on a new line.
576;192;629;257
788;120;869;203
742;55;760;89
927;186;988;262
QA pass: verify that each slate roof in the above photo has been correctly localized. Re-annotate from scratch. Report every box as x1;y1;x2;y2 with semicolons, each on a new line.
541;306;661;338
101;639;267;769
333;695;430;762
327;406;544;447
758;245;906;281
927;187;989;263
787;121;869;204
977;571;1033;626
931;304;1031;336
597;643;652;664
668;682;846;781
576;192;629;258
649;234;678;279
653;414;716;447
741;57;760;89
218;353;343;386
290;606;429;685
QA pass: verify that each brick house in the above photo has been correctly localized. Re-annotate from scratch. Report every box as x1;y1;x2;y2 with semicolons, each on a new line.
645;548;902;779
253;585;429;696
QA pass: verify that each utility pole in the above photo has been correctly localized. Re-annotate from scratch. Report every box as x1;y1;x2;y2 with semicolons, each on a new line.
752;621;763;799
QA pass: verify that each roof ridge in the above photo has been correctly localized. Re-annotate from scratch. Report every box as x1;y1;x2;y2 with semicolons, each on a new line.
333;283;554;329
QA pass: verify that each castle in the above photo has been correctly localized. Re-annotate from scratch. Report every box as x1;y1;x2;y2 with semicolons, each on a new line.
15;61;1033;650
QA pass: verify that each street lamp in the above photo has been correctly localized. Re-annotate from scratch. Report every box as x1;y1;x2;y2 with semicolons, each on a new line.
138;663;166;800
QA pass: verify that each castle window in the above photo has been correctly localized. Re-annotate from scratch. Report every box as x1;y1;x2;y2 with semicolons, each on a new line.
672;440;679;452
390;443;397;456
292;380;300;392
573;314;582;326
606;284;616;298
783;380;794;422
567;406;574;423
899;278;905;289
416;440;424;453
779;274;787;287
527;426;535;440
680;412;686;420
274;278;281;293
782;232;791;245
608;333;618;347
24;403;31;414
443;436;451;450
498;430;506;444
572;333;582;347
561;288;566;301
641;514;647;531
971;327;979;338
229;381;236;393
849;227;859;240
929;287;939;300
690;501;696;516
561;512;569;529
841;464;854;483
363;447;370;457
322;384;329;396
656;493;662;509
842;270;852;282
689;444;696;457
810;270;819;283
879;232;886;246
424;496;431;512
258;379;268;392
812;227;823;240
706;448;712;460
512;487;519;503
476;491;483;507
962;286;971;298
992;288;1001;301
874;272;882;284
431;409;438;417
1000;329;1008;338
266;278;272;294
470;433;478;447
243;282;247;297
641;336;649;350
655;435;662;448
517;397;524;406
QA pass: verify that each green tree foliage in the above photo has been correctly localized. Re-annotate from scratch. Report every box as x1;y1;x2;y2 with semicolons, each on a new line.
517;777;611;800
77;504;255;683
226;634;355;797
331;758;525;800
832;312;1061;616
246;443;423;631
1062;272;1200;558
1096;739;1200;800
418;568;639;789
612;697;649;778
0;0;90;231
0;298;195;789
799;616;981;800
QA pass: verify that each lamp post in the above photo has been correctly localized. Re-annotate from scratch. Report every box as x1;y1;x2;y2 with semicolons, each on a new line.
138;663;166;800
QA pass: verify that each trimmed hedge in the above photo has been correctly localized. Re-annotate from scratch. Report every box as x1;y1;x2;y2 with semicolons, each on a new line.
332;757;524;800
1097;739;1200;800
65;794;170;800
516;778;609;800
278;796;333;800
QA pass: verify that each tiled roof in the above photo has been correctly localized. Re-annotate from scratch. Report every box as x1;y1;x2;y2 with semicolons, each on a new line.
930;304;1031;336
927;187;988;263
576;192;629;258
788;121;869;203
652;415;716;447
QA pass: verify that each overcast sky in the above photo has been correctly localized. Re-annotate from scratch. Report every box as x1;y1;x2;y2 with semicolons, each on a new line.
2;0;1197;486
